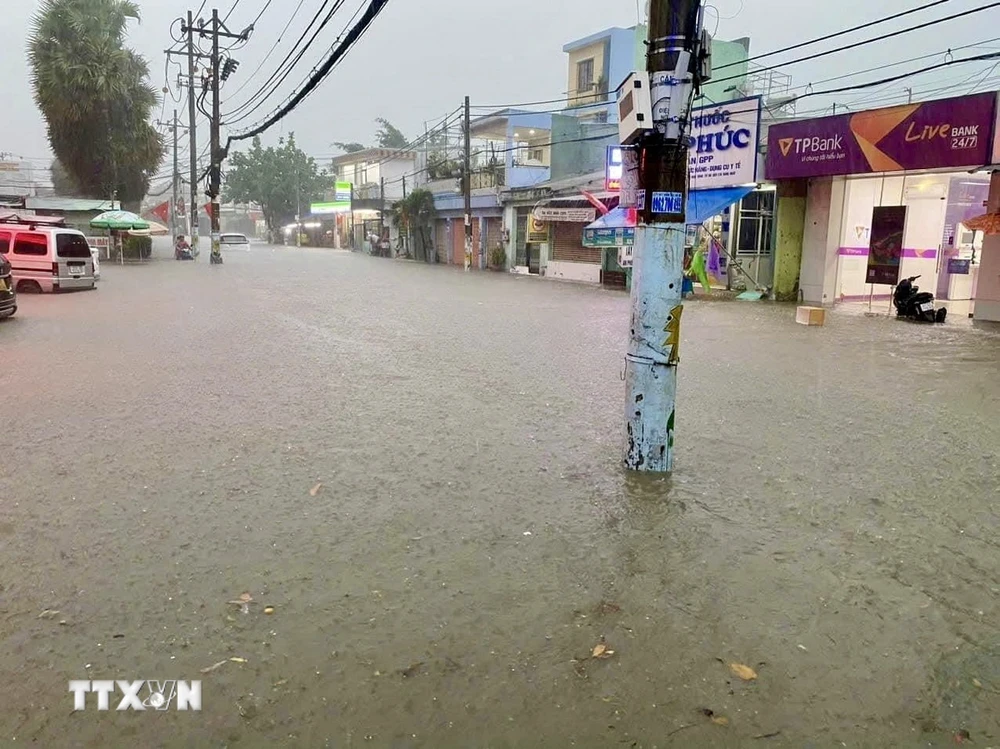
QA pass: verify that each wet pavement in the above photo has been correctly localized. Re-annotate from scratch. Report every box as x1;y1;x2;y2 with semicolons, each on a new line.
2;246;1000;748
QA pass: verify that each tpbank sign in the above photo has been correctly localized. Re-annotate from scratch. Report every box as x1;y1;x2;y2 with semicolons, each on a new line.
766;92;998;180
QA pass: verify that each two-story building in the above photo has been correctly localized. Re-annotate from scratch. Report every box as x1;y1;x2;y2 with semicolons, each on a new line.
330;148;417;249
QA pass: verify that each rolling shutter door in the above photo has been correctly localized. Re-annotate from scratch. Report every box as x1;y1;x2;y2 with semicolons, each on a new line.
552;222;600;264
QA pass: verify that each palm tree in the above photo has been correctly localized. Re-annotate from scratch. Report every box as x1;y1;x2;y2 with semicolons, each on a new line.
29;0;163;209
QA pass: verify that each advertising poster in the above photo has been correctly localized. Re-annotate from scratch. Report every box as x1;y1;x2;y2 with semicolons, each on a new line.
687;97;761;189
867;206;907;286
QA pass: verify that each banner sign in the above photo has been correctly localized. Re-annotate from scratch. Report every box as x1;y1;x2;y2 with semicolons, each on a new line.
867;206;907;285
687;96;761;189
585;226;634;247
527;215;548;243
606;146;623;191
767;92;997;179
533;206;596;223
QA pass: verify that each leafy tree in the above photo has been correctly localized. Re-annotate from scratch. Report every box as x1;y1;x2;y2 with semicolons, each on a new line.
389;189;436;262
29;0;163;209
224;134;327;239
50;158;80;196
333;142;366;154
375;118;408;149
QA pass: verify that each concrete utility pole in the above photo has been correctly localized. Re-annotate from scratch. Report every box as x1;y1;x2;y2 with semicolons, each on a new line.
463;95;472;272
172;110;180;239
186;10;200;254
208;8;223;265
623;0;704;473
379;176;386;252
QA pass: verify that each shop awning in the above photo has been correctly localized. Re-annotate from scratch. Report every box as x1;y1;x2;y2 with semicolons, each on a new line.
583;186;755;247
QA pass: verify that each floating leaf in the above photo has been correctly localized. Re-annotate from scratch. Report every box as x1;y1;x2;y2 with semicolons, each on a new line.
229;657;248;664
973;678;983;689
729;662;758;681
309;483;323;497
711;715;730;726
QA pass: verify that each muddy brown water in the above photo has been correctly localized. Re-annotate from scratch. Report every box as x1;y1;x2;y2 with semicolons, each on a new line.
1;248;999;747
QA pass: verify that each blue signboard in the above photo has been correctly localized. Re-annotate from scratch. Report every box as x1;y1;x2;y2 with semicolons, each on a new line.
651;191;684;214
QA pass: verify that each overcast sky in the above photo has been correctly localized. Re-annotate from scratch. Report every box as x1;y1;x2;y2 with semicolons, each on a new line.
2;0;998;171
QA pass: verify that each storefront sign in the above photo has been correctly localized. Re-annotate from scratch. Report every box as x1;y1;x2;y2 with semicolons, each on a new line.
867;206;907;286
311;182;353;214
606;146;623;191
533;206;596;223
527;215;548;243
687;97;761;189
618;244;634;268
767;92;997;180
585;226;635;247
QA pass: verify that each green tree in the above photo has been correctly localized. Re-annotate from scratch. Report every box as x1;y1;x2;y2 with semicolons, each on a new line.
50;158;80;196
29;0;163;209
375;118;408;149
224;134;327;239
333;141;366;154
389;189;436;262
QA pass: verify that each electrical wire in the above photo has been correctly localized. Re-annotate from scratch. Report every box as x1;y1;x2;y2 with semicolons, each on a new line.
223;0;309;101
222;0;345;120
715;0;955;71
782;50;1000;106
226;0;390;145
708;1;1000;89
223;0;242;23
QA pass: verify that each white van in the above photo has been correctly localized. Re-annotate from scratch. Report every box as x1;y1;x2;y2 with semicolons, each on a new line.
0;223;97;293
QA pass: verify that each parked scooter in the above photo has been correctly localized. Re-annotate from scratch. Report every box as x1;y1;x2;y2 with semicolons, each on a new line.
893;275;947;323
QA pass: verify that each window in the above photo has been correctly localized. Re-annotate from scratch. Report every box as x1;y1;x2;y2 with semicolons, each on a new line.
734;191;775;256
0;231;10;254
13;233;47;256
577;58;595;93
56;233;92;259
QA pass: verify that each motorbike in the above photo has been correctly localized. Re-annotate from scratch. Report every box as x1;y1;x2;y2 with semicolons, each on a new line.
893;275;947;323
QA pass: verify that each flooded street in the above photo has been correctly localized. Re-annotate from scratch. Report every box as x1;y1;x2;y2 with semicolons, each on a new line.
2;247;1000;747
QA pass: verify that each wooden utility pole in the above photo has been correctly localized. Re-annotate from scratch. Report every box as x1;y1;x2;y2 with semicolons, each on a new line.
463;95;472;271
623;0;705;473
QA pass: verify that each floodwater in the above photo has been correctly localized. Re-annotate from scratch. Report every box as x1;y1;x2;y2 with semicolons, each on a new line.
1;247;999;748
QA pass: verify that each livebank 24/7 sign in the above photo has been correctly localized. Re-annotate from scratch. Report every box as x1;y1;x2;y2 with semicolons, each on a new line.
687;96;762;189
766;92;998;179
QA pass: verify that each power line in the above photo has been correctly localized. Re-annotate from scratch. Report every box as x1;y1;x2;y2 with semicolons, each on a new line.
783;50;1000;106
716;0;955;71
223;0;309;102
226;0;390;146
708;1;1000;88
223;0;346;121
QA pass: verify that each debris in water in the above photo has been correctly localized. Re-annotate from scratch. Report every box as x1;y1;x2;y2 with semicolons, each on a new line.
38;610;60;620
752;730;782;739
229;657;248;664
954;729;972;744
264;606;275;615
699;708;729;726
591;642;615;659
523;531;532;536
972;678;983;689
399;662;423;678
200;660;228;674
729;662;758;681
797;644;808;652
309;483;323;497
228;592;255;614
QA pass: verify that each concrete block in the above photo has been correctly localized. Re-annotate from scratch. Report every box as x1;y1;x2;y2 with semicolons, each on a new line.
796;306;826;326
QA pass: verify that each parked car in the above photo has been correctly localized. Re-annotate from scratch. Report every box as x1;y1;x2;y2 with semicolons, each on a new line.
0;252;16;318
220;233;251;251
0;223;96;293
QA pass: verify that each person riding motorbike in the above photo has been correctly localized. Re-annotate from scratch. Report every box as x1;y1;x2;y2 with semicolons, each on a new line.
175;235;194;261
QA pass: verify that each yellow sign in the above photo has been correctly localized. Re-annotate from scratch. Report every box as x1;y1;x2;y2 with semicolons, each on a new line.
527;215;548;244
